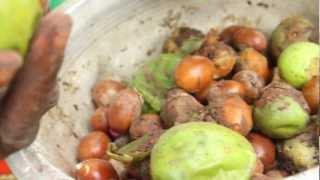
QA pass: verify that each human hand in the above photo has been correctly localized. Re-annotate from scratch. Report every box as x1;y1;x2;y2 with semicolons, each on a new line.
0;1;72;158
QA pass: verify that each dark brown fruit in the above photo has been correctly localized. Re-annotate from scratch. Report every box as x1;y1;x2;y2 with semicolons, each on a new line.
75;159;118;180
77;131;110;161
90;107;109;132
302;76;319;114
209;95;253;136
206;80;246;100
197;41;237;79
108;89;142;134
195;81;216;104
233;70;265;103
175;56;214;93
129;114;163;139
92;80;126;107
247;133;276;170
237;48;271;82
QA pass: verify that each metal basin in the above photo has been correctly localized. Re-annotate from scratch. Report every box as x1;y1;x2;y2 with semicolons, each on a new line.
7;0;319;179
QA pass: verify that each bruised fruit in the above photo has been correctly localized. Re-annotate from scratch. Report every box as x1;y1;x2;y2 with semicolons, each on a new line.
197;41;237;79
271;16;314;59
206;80;246;99
76;159;118;180
108;89;143;134
247;133;276;170
278;42;319;88
175;56;214;93
237;48;271;81
233;70;265;103
160;88;213;128
129;114;163;139
77;131;111;161
302;76;319;114
254;73;310;139
277;126;319;173
208;95;253;136
0;0;43;56
151;122;257;180
92;80;126;107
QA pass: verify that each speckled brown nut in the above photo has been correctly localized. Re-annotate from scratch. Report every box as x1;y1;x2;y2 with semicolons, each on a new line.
129;114;163;139
233;70;265;103
237;48;271;82
206;80;246;101
197;42;237;79
91;80;126;107
209;95;253;136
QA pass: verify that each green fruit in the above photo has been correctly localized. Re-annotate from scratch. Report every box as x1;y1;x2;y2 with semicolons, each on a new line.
271;16;314;59
254;96;309;139
0;0;42;56
278;42;319;88
151;122;257;180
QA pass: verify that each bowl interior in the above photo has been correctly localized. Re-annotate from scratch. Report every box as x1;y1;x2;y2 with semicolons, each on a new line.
8;0;319;179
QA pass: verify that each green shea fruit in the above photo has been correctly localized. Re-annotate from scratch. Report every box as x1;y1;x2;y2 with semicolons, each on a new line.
151;122;257;180
271;16;314;59
278;41;319;88
254;96;309;139
0;0;43;56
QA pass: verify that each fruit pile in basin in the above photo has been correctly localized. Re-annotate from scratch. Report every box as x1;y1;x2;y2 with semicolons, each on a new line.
74;16;319;180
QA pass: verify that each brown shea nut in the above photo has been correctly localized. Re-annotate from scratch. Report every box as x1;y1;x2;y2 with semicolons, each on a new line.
92;79;126;107
108;89;143;134
233;70;265;103
175;56;214;93
197;42;237;79
209;95;253;136
195;81;216;104
77;131;111;161
222;26;268;52
302;76;319;114
207;80;246;100
237;48;271;82
247;133;276;171
129;114;163;139
90;107;109;132
76;159;119;180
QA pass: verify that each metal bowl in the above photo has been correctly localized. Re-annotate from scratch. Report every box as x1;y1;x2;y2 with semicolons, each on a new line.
7;0;319;179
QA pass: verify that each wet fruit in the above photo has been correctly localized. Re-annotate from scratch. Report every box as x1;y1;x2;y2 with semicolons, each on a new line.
151;122;257;180
278;42;319;88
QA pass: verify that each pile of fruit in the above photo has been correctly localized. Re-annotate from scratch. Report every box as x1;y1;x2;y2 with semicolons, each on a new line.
75;16;319;180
